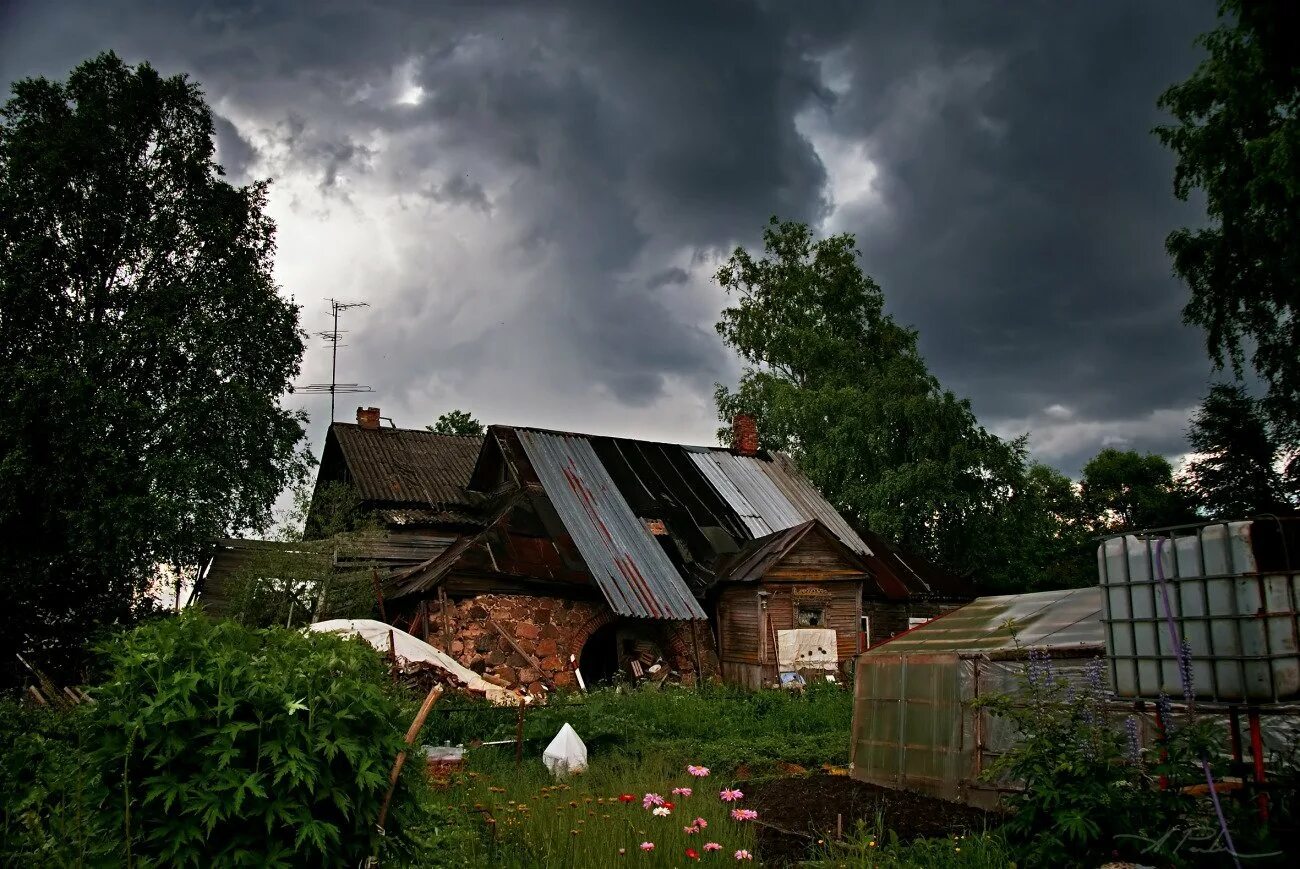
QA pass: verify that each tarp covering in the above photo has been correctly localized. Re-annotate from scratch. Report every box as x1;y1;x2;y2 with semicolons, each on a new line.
308;619;514;704
777;628;838;671
861;586;1103;656
542;723;588;776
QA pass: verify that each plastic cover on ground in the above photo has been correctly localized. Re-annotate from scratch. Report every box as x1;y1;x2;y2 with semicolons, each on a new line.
542;723;588;777
308;618;514;704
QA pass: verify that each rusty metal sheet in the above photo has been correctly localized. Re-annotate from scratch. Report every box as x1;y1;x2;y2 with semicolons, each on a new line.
517;429;705;620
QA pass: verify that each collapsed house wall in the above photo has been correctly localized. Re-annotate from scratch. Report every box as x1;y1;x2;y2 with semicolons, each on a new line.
410;593;719;694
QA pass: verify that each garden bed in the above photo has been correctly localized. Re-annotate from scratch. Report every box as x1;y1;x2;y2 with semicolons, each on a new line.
746;774;1000;864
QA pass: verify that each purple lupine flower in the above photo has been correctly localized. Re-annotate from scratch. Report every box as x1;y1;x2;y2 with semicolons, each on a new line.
1125;716;1141;764
1178;639;1195;705
1156;693;1175;736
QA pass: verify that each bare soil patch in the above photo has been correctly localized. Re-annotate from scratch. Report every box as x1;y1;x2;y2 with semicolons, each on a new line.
745;774;1000;864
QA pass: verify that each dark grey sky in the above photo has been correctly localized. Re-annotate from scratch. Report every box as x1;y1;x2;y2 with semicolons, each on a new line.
0;0;1220;476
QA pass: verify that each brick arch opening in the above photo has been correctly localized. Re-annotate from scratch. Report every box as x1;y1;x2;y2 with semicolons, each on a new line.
568;608;703;686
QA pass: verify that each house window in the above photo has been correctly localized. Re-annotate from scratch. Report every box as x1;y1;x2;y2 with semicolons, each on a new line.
860;616;871;648
797;606;824;627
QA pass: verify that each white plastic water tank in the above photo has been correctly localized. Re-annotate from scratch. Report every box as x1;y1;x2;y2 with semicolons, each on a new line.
1098;520;1300;703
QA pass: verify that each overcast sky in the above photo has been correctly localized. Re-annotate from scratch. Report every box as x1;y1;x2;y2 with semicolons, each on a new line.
1;0;1221;477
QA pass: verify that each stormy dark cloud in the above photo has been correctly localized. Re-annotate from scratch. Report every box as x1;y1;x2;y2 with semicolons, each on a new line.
0;0;1219;474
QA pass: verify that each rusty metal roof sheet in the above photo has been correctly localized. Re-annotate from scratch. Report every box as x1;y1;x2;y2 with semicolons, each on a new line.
330;423;481;507
687;450;871;555
516;429;705;620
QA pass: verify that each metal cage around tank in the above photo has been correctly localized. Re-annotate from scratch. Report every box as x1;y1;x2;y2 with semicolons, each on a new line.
1098;519;1300;705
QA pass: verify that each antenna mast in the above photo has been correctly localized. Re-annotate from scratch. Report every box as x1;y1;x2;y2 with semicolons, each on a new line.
294;299;372;421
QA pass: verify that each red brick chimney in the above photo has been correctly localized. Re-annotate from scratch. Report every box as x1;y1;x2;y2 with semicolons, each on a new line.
731;414;759;456
356;406;381;430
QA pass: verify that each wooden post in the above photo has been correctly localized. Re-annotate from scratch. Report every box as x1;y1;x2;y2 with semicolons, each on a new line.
377;684;442;833
388;629;398;679
371;569;386;622
418;600;430;642
690;620;704;687
439;587;453;651
515;700;526;768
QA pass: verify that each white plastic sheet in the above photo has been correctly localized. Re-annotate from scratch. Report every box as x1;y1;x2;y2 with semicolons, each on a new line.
776;628;838;671
542;723;587;777
307;618;514;705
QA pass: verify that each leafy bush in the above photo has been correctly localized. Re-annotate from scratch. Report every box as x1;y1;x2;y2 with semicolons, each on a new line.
0;700;116;865
90;612;420;866
974;651;1221;868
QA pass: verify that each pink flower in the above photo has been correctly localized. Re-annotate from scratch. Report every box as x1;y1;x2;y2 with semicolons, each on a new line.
642;793;665;809
730;808;758;821
704;842;722;852
734;849;753;860
640;842;655;851
693;817;708;829
687;765;711;777
719;788;744;802
672;787;693;797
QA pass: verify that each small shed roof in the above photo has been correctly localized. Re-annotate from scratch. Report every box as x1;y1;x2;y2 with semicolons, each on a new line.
863;586;1103;657
713;520;871;586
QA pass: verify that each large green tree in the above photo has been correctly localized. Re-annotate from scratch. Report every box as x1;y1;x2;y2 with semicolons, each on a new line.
1156;1;1300;435
1079;448;1198;533
426;408;484;436
714;218;1071;590
1184;383;1297;518
0;54;309;683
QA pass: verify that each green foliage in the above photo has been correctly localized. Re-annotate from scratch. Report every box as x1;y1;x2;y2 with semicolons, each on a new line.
713;217;1083;591
0;701;117;865
432;753;758;868
427;409;485;437
1156;1;1300;437
1080;447;1199;532
0;52;309;685
1184;383;1298;518
806;817;1012;868
975;652;1223;868
90;612;419;866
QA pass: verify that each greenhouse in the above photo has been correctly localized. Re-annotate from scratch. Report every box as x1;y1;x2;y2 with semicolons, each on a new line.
849;586;1105;808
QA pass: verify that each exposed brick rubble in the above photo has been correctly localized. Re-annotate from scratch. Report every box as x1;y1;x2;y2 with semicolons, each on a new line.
417;593;719;694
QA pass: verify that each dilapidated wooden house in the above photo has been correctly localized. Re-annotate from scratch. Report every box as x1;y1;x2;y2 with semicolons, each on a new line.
200;407;972;692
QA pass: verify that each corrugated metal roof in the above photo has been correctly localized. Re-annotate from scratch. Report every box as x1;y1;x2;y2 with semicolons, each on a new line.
687;450;804;537
516;430;706;620
862;587;1103;657
331;423;481;507
761;453;872;556
687;450;872;556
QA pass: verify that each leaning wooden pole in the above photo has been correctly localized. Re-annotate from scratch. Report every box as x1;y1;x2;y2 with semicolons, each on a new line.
376;684;443;833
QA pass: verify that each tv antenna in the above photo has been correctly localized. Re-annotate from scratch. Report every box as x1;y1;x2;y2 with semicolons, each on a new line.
293;299;372;422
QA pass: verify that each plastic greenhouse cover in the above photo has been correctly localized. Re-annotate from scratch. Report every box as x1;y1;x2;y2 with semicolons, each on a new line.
862;587;1104;656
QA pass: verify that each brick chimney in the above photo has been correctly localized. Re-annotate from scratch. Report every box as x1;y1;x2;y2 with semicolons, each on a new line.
731;414;759;456
356;406;381;430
